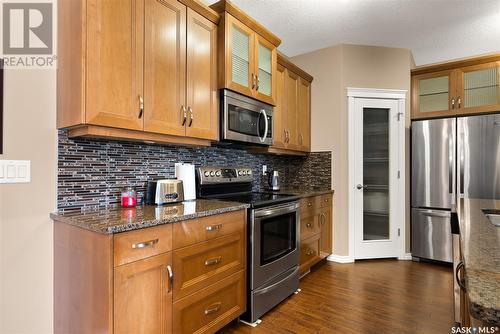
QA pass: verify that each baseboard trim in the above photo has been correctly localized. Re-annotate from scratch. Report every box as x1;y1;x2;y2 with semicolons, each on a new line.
327;254;354;263
398;253;412;261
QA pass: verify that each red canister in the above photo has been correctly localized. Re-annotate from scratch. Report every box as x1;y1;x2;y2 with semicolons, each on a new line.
121;187;137;207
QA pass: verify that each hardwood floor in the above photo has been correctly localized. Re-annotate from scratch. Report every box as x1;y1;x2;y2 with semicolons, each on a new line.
220;259;454;334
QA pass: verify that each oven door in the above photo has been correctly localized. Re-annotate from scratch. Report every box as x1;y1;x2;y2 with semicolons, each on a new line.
250;201;300;289
222;90;273;146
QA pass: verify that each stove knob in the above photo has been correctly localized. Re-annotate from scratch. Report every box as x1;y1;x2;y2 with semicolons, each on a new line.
215;171;221;177
247;170;252;176
238;170;243;176
204;171;210;177
210;171;215;177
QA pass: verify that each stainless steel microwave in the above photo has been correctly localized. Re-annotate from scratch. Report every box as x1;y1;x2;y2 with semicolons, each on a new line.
221;89;273;146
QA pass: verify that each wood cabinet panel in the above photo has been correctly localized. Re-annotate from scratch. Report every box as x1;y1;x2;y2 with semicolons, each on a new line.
285;70;299;150
173;270;245;334
273;63;287;148
297;77;311;152
86;0;144;130
185;8;219;140
300;234;321;275
319;207;332;257
173;232;245;300
172;210;245;249
144;0;186;136
114;252;173;334
300;196;322;218
114;224;173;267
300;214;320;241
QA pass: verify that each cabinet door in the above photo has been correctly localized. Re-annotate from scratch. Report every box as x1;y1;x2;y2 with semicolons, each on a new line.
456;61;500;114
86;0;144;130
297;77;311;152
143;0;186;136
412;70;455;119
285;70;299;150
254;34;276;105
225;14;255;98
272;64;287;148
185;9;218;140
319;207;332;257
114;252;173;334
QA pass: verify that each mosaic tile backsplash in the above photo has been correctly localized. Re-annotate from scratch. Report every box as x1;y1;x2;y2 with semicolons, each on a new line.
57;130;332;210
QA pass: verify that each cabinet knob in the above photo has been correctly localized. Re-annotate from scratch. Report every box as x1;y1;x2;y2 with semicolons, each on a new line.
138;95;144;118
188;107;193;127
181;105;187;126
451;97;455;109
166;265;173;293
457;96;461;109
306;222;312;228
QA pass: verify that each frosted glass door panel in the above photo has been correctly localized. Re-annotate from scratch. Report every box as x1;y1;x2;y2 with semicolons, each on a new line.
419;76;449;113
258;44;272;96
464;67;498;108
363;108;390;241
232;26;250;88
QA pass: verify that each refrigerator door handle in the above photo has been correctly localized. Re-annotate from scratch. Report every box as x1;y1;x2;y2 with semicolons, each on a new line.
458;119;465;195
421;211;451;218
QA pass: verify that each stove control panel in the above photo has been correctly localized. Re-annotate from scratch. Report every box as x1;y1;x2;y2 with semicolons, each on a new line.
197;167;253;184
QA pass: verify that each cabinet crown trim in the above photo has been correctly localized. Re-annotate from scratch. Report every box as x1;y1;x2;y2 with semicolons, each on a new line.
210;0;281;47
178;0;220;24
278;52;314;83
411;53;500;75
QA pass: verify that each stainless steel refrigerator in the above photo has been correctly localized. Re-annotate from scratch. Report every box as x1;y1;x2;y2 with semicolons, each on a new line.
411;114;500;263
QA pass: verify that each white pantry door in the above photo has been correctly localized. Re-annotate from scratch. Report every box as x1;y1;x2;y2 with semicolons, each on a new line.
351;97;405;259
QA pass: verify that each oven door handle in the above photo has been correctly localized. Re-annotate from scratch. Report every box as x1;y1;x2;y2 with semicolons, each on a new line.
259;109;269;143
254;202;300;218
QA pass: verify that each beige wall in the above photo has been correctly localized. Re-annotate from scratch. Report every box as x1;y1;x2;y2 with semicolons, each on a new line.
292;44;413;256
0;69;57;333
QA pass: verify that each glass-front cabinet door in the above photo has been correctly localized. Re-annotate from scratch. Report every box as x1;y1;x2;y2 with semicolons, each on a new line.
254;34;276;105
226;14;254;97
457;62;500;114
412;70;455;119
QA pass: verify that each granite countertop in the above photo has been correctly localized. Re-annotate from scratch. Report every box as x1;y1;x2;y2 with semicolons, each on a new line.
456;198;500;325
50;199;249;235
271;188;334;198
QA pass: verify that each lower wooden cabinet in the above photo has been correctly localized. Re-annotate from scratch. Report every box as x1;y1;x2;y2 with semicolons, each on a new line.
299;193;333;276
114;252;173;334
173;270;245;334
54;209;247;334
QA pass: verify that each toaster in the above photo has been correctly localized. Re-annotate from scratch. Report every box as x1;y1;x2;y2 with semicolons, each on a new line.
145;179;184;205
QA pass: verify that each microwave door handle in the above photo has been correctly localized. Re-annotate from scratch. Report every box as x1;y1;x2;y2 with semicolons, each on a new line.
259;109;268;143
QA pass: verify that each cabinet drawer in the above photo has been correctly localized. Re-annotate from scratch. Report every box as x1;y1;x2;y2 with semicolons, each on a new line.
321;194;332;208
173;210;246;249
173;232;245;300
300;196;321;217
114;224;172;267
300;214;320;241
173;270;245;334
300;234;321;274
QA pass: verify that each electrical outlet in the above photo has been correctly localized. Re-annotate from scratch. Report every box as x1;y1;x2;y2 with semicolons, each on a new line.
262;165;267;175
0;160;31;184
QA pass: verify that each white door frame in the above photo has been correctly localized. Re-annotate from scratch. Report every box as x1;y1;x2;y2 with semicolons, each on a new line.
347;87;407;261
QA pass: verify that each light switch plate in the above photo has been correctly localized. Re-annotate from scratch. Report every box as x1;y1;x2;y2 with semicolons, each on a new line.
0;160;31;184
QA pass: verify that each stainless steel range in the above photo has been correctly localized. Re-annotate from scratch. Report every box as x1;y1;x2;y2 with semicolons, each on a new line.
196;167;300;323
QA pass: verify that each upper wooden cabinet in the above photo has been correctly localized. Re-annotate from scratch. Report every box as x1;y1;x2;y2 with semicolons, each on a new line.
412;55;500;119
58;0;219;145
211;0;280;106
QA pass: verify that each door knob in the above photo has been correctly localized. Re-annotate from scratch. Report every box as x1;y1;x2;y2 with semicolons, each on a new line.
356;184;367;190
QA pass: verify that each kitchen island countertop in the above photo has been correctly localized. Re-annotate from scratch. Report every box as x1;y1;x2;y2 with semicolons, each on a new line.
456;197;500;325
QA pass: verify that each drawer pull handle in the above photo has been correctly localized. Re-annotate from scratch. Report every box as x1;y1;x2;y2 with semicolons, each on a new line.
205;256;222;266
306;222;312;228
204;302;222;315
166;265;173;293
306;249;314;256
131;239;159;249
206;224;222;231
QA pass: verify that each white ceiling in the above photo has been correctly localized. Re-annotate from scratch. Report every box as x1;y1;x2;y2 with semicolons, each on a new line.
205;0;500;66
